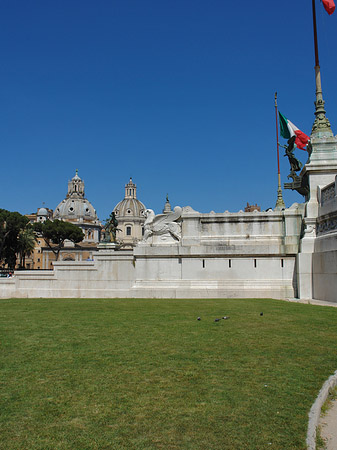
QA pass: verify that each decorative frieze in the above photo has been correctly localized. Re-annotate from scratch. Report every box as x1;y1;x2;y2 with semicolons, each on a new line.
317;212;337;235
321;182;336;205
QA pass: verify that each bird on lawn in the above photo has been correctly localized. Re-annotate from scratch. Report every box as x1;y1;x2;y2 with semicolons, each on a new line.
197;317;201;321
222;316;230;320
214;318;221;322
260;312;263;316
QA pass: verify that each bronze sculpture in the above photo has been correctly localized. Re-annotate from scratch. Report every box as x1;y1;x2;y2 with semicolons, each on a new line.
283;136;310;197
284;135;303;175
103;212;120;243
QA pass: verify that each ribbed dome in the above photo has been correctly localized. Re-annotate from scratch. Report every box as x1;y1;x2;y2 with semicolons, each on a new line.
110;178;146;245
53;170;98;223
53;198;98;222
114;198;146;218
113;178;146;219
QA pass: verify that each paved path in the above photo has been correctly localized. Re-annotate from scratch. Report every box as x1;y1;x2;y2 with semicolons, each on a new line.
319;399;337;450
306;299;337;450
287;298;337;450
287;298;337;308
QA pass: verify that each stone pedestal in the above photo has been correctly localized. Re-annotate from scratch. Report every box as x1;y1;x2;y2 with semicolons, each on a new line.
97;242;119;251
297;132;337;299
138;234;180;245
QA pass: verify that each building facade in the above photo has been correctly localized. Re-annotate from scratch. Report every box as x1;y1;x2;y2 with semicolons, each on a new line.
25;207;54;269
25;171;101;269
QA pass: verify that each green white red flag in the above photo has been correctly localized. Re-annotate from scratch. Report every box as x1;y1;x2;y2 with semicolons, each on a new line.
278;112;310;150
322;0;335;15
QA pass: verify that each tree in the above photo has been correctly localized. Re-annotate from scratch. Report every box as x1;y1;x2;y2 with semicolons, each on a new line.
0;209;29;269
34;219;84;261
17;227;37;268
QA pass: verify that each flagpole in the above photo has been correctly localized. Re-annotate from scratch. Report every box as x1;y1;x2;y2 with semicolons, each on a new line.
274;92;285;210
311;0;332;134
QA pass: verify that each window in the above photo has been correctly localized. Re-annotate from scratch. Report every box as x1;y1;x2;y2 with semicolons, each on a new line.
126;226;132;236
142;227;145;236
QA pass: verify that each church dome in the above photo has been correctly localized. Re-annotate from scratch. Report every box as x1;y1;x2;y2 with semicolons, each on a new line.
114;198;146;218
113;178;146;218
53;170;99;223
37;207;48;216
54;198;98;222
110;178;146;246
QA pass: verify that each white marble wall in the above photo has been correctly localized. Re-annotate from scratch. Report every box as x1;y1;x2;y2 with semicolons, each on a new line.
312;176;337;301
0;206;304;300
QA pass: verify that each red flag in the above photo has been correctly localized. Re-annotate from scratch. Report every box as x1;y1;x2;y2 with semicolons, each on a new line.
322;0;335;15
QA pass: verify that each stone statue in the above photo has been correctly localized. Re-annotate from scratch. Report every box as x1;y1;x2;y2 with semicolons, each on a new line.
306;140;313;162
143;206;182;243
283;136;303;176
103;212;121;243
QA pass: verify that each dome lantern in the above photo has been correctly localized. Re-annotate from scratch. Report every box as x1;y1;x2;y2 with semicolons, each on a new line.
67;169;85;199
125;178;137;199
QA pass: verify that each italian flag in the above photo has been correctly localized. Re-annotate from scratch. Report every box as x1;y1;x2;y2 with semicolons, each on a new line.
322;0;335;15
279;112;310;150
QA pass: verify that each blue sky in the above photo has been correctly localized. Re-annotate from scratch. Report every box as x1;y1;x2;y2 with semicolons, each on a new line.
1;0;337;221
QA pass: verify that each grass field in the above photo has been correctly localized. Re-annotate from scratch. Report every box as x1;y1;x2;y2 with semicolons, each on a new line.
1;298;337;450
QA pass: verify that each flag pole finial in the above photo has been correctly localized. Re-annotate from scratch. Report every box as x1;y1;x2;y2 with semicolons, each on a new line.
311;0;333;135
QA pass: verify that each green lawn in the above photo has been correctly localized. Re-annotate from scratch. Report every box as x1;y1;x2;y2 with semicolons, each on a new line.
0;298;337;450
